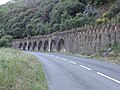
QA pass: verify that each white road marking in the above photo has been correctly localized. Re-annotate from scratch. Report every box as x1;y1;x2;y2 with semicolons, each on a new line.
69;61;77;65
80;65;92;71
61;58;68;61
42;53;120;84
55;56;61;59
97;72;120;84
50;55;55;57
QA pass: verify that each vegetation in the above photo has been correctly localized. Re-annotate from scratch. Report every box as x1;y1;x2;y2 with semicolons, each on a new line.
0;35;13;47
0;48;48;90
0;1;119;89
92;43;120;64
0;0;120;50
88;0;114;6
0;0;119;40
109;0;120;18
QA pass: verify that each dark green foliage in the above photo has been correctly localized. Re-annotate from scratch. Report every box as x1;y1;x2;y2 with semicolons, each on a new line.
0;0;59;38
109;0;120;18
64;13;88;29
88;0;115;6
0;0;99;38
0;0;119;40
0;35;13;47
66;1;85;16
0;28;5;38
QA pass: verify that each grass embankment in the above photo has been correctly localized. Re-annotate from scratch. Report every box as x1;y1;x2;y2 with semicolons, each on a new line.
93;53;120;64
92;44;120;64
0;48;48;90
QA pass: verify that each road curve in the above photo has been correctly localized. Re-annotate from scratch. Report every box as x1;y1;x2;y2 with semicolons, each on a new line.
28;52;120;90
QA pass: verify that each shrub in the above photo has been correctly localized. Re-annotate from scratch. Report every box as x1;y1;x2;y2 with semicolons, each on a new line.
109;0;120;18
96;17;109;24
0;28;5;38
0;35;13;47
66;1;85;16
89;0;115;5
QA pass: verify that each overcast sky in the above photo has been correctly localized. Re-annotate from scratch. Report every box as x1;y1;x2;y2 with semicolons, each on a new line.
0;0;12;5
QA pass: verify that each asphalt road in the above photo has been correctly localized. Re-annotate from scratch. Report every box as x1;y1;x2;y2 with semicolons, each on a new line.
28;52;120;90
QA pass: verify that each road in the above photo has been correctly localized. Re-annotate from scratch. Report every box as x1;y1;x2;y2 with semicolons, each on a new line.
28;51;120;90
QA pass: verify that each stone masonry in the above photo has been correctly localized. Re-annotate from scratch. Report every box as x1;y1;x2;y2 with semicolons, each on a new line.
12;23;120;55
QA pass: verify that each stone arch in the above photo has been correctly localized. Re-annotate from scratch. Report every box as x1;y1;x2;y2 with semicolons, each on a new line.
44;40;49;51
50;40;56;52
58;39;65;52
23;42;27;50
38;41;42;50
19;42;23;49
28;42;32;50
32;41;37;50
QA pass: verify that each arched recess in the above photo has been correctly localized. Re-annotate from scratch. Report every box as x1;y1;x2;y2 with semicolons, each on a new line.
28;42;32;50
38;41;42;50
32;41;37;50
44;40;49;51
58;39;65;52
19;42;23;49
50;40;56;52
23;42;27;50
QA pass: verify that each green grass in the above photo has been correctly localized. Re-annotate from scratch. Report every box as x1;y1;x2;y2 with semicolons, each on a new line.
0;48;48;90
92;53;120;64
92;43;120;64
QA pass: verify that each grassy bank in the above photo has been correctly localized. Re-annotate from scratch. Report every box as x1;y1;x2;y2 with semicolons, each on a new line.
92;43;120;64
0;48;48;90
91;53;120;64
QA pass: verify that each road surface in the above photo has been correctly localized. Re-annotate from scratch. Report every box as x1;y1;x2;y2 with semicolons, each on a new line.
28;52;120;90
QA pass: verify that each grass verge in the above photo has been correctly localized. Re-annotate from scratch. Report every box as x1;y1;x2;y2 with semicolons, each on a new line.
0;48;48;90
91;43;120;64
93;54;120;64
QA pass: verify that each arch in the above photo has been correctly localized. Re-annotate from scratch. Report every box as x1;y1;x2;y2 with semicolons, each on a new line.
44;40;49;51
28;42;32;50
23;42;27;50
19;42;23;49
38;41;42;50
32;41;37;50
58;39;65;52
50;40;56;52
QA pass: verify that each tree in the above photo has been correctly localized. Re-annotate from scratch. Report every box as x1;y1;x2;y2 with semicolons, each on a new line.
66;1;85;16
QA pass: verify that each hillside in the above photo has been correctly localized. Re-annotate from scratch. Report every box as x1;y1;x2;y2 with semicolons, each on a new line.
0;0;120;39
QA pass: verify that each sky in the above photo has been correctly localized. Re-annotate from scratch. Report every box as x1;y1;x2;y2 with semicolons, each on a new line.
0;0;12;5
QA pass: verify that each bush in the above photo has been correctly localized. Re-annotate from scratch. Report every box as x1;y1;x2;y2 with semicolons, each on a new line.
0;28;5;38
109;0;120;18
111;43;120;54
64;15;88;29
89;0;115;5
0;35;13;47
66;1;85;16
96;17;109;24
